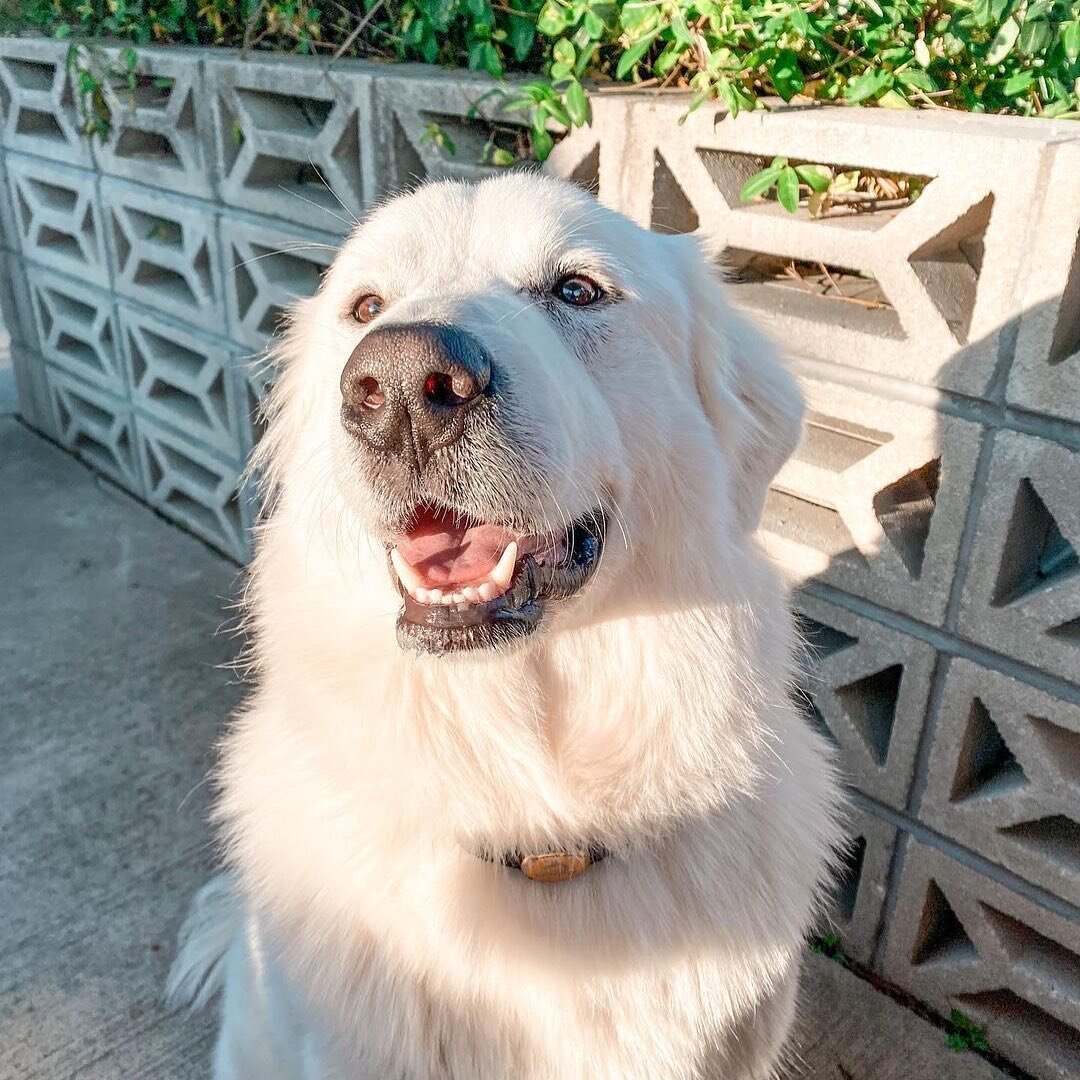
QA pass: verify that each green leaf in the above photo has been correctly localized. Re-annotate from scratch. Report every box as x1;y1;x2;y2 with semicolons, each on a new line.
1002;69;1036;95
770;48;804;101
507;16;536;61
537;2;568;36
564;79;589;126
789;8;810;36
844;68;892;102
615;31;659;79
540;95;573;126
532;127;555;160
488;146;517;167
776;166;800;212
738;164;784;202
878;88;913;109
897;69;937;91
1018;16;1051;57
1063;21;1080;64
553;38;575;66
985;16;1020;65
794;163;831;192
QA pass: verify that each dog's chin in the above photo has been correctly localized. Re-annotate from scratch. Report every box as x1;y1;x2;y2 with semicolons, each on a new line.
389;508;606;656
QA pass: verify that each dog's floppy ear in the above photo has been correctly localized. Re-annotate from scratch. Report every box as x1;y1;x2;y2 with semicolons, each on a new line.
677;238;805;534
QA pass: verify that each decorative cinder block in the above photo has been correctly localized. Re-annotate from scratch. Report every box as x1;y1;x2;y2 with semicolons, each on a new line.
919;658;1080;908
46;365;142;493
821;802;897;966
0;153;18;250
1008;139;1080;424
612;99;1063;400
10;345;59;438
220;216;337;352
136;414;248;561
957;430;1080;682
5;152;107;281
762;375;982;627
91;46;215;198
371;65;534;196
0;35;91;166
119;303;244;460
0;249;36;348
793;592;937;809
206;54;373;233
543;93;629;208
881;839;1080;1080
26;265;124;394
101;177;224;325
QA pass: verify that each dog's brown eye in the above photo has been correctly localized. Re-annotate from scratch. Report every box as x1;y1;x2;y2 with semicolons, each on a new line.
553;275;603;307
352;294;384;324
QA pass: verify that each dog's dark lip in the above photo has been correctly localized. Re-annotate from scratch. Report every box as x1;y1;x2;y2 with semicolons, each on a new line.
390;509;606;655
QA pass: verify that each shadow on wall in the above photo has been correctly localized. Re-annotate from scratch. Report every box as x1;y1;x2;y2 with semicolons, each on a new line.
744;290;1080;1076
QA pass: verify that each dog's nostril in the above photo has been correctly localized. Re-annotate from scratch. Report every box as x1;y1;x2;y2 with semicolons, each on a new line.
359;376;385;410
423;370;477;408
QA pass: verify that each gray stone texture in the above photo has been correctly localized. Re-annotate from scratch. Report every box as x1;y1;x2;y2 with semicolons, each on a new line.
765;374;983;626
957;430;1080;684
0;419;236;1078
793;591;936;810
881;839;1080;1080
0;35;92;167
206;52;373;233
92;45;217;199
101;176;225;326
919;657;1080;907
5;151;108;281
1007;139;1080;424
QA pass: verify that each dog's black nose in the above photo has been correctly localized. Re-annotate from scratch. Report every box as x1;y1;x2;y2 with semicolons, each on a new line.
340;324;492;467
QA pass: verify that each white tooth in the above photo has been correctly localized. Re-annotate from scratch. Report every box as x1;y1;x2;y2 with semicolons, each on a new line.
451;591;466;605
440;593;456;606
477;581;498;601
427;588;443;605
462;586;479;603
390;548;424;594
491;541;518;589
412;587;428;604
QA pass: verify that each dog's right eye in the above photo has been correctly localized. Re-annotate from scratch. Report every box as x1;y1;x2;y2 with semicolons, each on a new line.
352;294;385;324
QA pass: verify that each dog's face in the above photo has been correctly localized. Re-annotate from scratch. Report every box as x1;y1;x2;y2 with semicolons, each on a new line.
280;174;802;656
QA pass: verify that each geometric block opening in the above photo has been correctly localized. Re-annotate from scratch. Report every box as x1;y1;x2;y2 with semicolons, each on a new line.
127;207;184;249
872;458;940;578
651;150;698;235
762;488;867;569
390;112;427;191
979;904;1080;1002
1048;617;1080;645
1048;246;1080;366
949;697;1028;803
797;410;892;472
15;107;66;143
834;834;866;922
910;879;977;966
991;478;1078;607
998;815;1080;877
565;142;600;195
725;249;904;340
793;613;858;661
132;259;198;308
115;127;179;164
6;57;56;90
234;87;332;133
835;664;902;767
418;110;528;171
1028;714;1080;786
952;988;1080;1069
908;194;992;345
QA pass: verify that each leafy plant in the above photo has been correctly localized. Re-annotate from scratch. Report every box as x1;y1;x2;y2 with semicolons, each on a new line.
7;0;1079;161
740;157;927;216
945;1008;990;1053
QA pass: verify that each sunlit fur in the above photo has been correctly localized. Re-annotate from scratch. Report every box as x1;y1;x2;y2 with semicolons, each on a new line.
169;173;843;1079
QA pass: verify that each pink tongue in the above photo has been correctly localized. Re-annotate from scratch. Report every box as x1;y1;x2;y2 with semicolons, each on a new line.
397;506;517;587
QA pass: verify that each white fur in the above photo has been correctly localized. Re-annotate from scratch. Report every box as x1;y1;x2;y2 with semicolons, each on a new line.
170;174;843;1079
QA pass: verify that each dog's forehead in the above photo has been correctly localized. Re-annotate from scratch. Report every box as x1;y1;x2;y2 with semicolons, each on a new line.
352;176;624;287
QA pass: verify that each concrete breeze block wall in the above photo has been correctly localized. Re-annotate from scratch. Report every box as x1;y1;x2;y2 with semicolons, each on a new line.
1;34;1078;1078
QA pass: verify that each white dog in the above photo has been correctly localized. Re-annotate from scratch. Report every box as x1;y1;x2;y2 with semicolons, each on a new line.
168;172;842;1079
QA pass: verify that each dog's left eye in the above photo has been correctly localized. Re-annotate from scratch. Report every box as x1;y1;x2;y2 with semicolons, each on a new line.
352;294;385;324
553;275;604;307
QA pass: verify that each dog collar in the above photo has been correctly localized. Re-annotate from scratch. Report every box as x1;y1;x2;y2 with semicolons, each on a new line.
479;846;609;884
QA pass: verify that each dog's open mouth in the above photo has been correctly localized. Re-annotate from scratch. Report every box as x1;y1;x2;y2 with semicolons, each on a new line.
388;503;606;654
